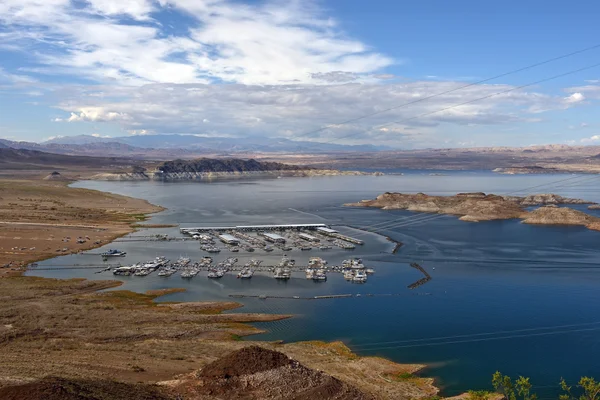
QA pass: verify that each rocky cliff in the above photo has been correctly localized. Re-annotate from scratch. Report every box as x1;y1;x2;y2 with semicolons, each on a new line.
90;158;382;181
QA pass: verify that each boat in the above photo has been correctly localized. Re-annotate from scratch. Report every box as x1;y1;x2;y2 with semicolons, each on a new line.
319;245;332;250
274;267;291;280
343;258;365;270
352;270;367;283
366;268;375;274
308;257;326;267
264;246;274;252
305;268;315;279
208;269;225;279
158;268;176;277
134;268;151;277
237;267;253;279
101;249;126;257
175;256;191;267
113;265;135;276
300;245;312;251
343;270;355;280
181;268;199;279
312;269;327;281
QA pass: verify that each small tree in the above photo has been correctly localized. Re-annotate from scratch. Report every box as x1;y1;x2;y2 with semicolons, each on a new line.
560;377;600;400
493;372;517;400
493;372;537;400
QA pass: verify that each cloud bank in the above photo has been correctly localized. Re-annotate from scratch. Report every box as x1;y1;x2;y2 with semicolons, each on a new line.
0;0;595;147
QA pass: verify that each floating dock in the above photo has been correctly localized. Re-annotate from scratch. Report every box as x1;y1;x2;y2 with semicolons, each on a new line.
181;223;328;234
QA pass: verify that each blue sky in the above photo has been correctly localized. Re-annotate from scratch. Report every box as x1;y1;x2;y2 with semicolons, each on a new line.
1;0;599;148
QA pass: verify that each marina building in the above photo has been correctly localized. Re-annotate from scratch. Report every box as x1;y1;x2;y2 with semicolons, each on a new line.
298;233;320;242
259;232;287;243
218;234;240;245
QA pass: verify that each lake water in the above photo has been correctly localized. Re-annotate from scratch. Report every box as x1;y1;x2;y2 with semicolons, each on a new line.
29;171;600;396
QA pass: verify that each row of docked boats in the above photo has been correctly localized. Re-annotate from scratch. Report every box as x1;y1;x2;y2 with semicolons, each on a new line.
273;255;294;280
112;256;168;276
237;259;262;279
305;256;327;281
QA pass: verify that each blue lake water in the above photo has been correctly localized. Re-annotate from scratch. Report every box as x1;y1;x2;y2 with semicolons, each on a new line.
28;171;600;396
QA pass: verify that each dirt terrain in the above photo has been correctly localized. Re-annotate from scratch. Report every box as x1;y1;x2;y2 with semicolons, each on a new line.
346;192;600;230
0;275;437;399
0;178;164;275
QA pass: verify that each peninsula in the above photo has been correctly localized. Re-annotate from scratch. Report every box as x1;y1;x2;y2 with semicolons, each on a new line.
90;158;383;181
345;192;600;231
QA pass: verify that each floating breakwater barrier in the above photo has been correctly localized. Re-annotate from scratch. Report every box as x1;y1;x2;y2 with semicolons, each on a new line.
229;293;431;300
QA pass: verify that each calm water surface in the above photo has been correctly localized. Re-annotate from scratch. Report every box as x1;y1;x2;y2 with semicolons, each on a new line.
29;172;600;395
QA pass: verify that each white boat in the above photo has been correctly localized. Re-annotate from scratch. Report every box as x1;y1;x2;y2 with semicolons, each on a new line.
237;267;253;279
312;269;327;281
305;268;315;279
101;249;126;257
158;268;176;277
113;265;135;276
352;270;367;283
343;270;355;280
208;269;225;279
274;267;291;280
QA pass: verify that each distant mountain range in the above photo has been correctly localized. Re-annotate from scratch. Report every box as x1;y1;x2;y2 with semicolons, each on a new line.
44;134;389;152
0;134;390;159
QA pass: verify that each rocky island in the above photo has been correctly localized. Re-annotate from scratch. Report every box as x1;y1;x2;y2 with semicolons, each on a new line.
345;192;600;231
91;158;383;181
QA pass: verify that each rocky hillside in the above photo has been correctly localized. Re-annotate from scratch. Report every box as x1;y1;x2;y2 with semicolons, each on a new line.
157;158;307;173
345;192;600;231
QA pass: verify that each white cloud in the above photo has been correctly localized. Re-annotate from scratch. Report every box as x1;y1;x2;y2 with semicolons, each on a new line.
48;80;583;147
66;108;128;122
0;0;392;85
564;92;585;104
581;135;600;143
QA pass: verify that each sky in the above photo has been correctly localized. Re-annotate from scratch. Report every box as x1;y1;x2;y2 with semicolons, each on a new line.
1;0;600;148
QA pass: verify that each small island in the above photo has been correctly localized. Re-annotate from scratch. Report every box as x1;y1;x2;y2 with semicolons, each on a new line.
345;192;600;231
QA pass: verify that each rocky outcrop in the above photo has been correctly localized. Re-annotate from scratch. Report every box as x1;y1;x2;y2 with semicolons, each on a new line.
346;192;600;231
522;206;600;231
180;346;373;400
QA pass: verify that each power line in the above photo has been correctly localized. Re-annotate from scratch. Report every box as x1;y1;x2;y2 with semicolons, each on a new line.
350;321;600;348
350;326;600;351
317;61;600;145
288;43;600;142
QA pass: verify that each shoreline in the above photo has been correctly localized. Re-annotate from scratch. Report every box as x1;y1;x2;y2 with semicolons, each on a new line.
2;176;441;399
